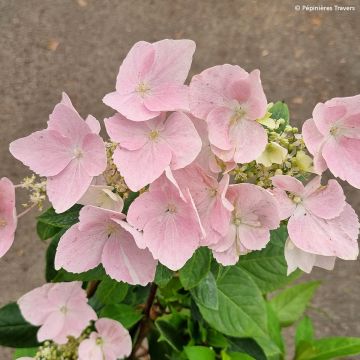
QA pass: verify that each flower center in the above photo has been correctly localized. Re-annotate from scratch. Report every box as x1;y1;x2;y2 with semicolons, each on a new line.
96;337;104;346
148;130;160;141
289;193;302;204
230;106;247;125
73;147;84;159
166;204;177;214
106;223;117;236
208;188;218;198
330;125;340;137
0;218;7;229
60;305;68;314
136;82;151;97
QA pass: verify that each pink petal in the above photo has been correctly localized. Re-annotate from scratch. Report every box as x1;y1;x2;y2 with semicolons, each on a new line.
302;118;325;156
46;160;93;213
37;311;65;343
231;119;267;163
271;175;305;195
144;84;190;112
48;103;91;143
54;224;105;273
104;113;149;150
270;188;296;220
113;141;172;192
9;130;72;176
0;178;17;258
85;115;101;135
313;102;347;135
112;217;146;249
101;229;156;285
322;136;360;189
17;284;56;326
303;178;345;219
207;107;233;150
288;204;359;260
149;39;196;84
78;336;103;360
189;64;248;119
238;225;270;251
103;91;160;122
81;133;107;176
162;111;202;169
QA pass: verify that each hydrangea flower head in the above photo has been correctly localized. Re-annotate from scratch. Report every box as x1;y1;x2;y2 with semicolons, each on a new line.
190;64;268;163
0;177;17;258
10;93;107;213
55;205;157;285
78;318;132;360
105;111;201;191
103;39;196;121
18;282;97;344
303;94;360;188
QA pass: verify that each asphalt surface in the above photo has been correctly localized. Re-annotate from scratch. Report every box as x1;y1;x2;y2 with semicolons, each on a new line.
0;0;360;358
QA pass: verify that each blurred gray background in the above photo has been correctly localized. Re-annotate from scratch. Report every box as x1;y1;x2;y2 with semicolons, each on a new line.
1;0;360;358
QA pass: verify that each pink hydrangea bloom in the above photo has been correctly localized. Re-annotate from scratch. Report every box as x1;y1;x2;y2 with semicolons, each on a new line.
285;238;336;275
211;183;280;266
78;318;132;360
127;174;203;270
105;111;201;191
302;95;360;188
0;177;17;258
272;175;359;260
189;64;268;163
172;165;233;246
103;39;196;121
9;93;107;213
55;205;156;285
18;282;97;344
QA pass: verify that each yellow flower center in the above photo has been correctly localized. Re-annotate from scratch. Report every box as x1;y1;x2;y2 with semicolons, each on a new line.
148;130;160;141
230;106;247;125
136;82;151;97
166;204;177;214
0;218;7;229
73;147;84;159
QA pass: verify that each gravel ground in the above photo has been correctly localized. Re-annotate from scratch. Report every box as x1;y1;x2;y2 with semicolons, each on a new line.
0;0;359;358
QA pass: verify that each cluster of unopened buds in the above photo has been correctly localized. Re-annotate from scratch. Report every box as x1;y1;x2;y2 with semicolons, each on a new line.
1;39;359;359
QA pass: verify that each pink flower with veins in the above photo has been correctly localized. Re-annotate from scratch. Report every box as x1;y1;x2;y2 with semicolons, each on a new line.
105;111;202;192
172;165;233;246
285;238;336;275
0;177;17;258
103;39;196;121
190;64;268;163
127;174;203;270
9;93;107;213
272;175;359;261
18;282;97;344
211;183;280;266
78;318;132;360
303;94;360;188
55;205;157;285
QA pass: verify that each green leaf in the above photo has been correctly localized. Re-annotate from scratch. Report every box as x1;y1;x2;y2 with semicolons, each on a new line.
270;281;320;327
196;266;267;339
191;272;218;310
295;337;360;360
185;346;216;360
45;229;67;282
155;312;189;352
155;264;174;288
0;303;39;348
14;347;38;359
227;338;267;360
269;101;289;132
295;316;314;348
180;247;212;290
227;352;255;360
266;303;284;354
237;225;300;293
36;221;61;241
37;205;82;228
206;328;229;348
53;265;107;282
95;277;128;304
100;304;142;329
